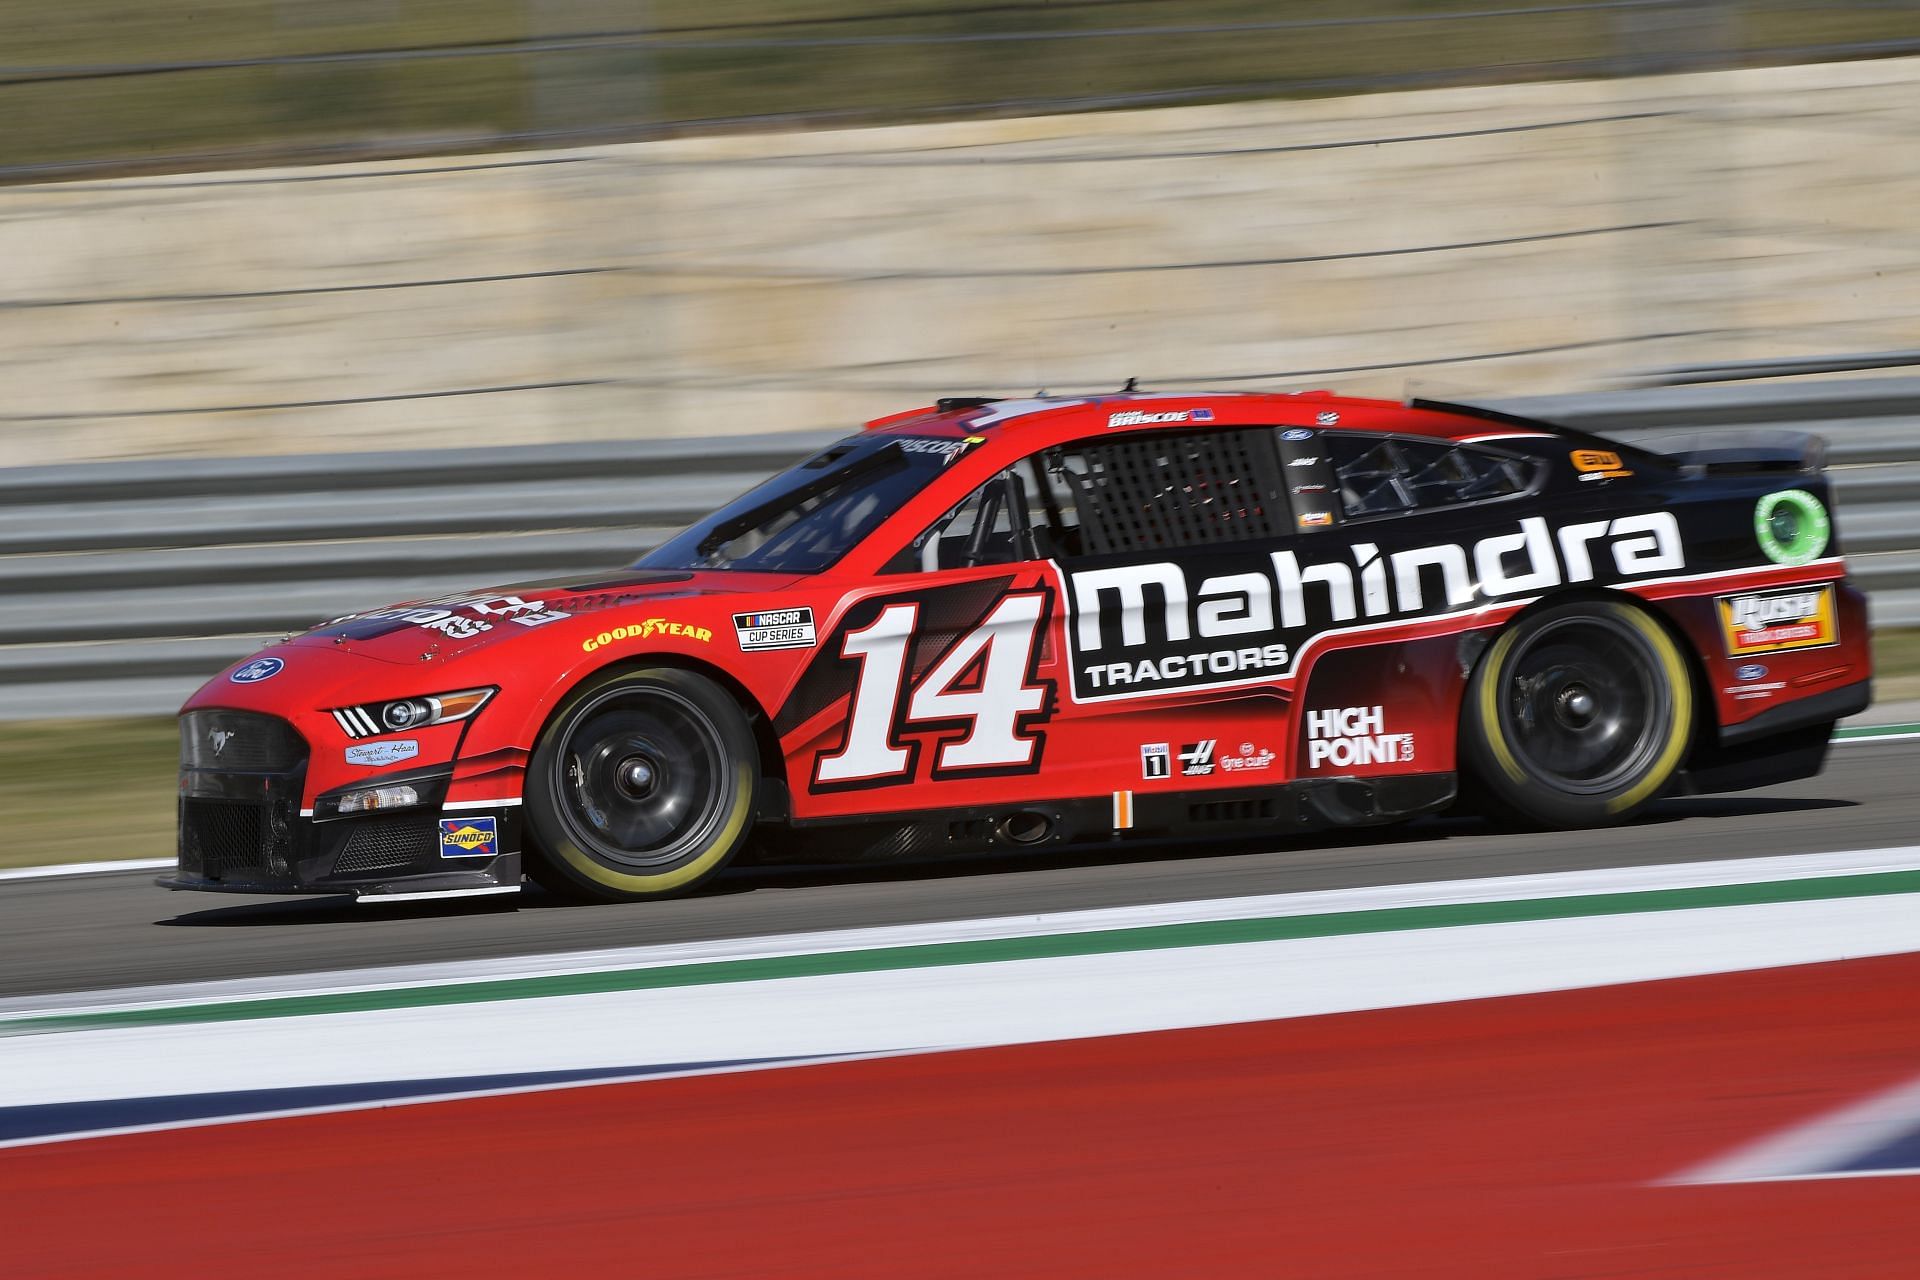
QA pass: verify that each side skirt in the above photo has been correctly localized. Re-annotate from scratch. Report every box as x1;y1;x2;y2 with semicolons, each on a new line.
756;772;1457;863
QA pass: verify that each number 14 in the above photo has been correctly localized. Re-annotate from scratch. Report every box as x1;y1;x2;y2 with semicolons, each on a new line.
814;593;1051;787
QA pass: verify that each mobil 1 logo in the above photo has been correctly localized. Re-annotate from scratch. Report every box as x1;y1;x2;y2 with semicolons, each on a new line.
734;607;817;652
1141;743;1172;780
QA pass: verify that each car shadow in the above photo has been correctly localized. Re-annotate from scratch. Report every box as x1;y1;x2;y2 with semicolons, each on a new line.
153;793;1861;922
156;890;528;928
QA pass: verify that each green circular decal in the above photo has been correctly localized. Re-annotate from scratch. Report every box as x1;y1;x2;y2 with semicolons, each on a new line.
1754;488;1830;566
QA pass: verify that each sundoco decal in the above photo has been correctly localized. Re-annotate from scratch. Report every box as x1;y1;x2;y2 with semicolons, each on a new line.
1754;490;1830;567
438;817;498;859
581;618;713;653
1065;513;1685;700
1305;706;1414;769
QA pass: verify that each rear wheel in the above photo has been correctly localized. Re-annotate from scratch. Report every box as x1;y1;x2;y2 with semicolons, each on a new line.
1461;600;1693;828
525;667;758;902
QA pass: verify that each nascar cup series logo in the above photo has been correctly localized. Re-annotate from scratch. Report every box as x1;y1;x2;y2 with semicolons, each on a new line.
1305;706;1414;769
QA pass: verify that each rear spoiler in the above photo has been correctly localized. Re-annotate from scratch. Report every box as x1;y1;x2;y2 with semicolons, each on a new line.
1406;397;1674;470
1624;428;1829;476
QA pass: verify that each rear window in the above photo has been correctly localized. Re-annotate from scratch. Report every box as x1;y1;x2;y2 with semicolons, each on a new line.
1328;434;1539;518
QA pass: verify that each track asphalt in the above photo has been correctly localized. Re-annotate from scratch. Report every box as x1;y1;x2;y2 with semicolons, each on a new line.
3;739;1917;998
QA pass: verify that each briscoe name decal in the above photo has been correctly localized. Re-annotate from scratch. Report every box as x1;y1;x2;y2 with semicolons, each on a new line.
1065;513;1684;699
1305;706;1414;769
734;607;818;652
1107;408;1214;428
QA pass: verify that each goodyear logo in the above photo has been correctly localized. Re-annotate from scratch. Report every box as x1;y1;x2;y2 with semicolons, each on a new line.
581;617;714;653
438;816;498;859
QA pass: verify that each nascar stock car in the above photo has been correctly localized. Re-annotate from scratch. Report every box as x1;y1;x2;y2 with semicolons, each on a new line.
166;390;1871;903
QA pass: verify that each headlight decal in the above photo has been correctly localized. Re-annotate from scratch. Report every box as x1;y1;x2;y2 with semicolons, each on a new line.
330;688;496;740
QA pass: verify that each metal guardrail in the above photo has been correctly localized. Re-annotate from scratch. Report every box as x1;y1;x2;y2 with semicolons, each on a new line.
3;377;1914;719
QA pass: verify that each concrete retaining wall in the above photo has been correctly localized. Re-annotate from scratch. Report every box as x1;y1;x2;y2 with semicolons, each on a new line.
2;55;1917;466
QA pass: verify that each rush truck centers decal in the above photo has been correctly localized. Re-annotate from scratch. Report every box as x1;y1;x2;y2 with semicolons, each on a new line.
1718;585;1838;655
1064;513;1685;700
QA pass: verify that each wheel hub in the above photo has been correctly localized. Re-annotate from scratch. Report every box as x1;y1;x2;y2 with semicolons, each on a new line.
616;754;661;799
1554;683;1598;729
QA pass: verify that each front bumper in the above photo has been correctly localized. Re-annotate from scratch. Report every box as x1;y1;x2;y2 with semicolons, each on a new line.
159;801;522;900
163;709;521;900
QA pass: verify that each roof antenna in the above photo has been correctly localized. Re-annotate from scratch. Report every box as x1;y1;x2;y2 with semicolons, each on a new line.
1121;377;1138;392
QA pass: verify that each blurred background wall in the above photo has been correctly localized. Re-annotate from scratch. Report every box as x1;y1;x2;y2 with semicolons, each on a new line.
1;0;1916;465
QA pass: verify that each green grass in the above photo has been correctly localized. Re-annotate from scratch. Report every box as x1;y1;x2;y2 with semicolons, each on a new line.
0;718;178;869
0;1;1914;176
3;626;1917;870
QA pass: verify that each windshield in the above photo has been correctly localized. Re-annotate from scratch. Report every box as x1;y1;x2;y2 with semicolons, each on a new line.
638;435;968;574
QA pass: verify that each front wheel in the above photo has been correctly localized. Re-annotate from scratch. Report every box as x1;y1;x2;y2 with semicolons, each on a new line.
525;666;759;902
1461;600;1693;828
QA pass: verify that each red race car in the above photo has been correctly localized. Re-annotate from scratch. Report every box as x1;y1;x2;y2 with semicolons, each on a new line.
167;391;1871;903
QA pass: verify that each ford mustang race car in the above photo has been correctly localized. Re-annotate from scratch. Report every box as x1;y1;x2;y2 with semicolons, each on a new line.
165;390;1871;903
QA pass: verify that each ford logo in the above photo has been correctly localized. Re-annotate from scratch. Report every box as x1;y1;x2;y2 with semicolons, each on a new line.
1280;427;1314;442
229;656;285;684
1735;663;1769;682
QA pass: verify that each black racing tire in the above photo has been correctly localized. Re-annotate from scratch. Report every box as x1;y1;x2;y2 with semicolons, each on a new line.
1460;599;1694;828
524;666;759;903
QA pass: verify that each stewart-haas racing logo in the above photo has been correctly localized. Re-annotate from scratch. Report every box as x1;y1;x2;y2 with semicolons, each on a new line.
1063;513;1684;700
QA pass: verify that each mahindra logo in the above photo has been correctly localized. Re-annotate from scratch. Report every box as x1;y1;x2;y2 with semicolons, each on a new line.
1064;512;1686;699
209;730;235;758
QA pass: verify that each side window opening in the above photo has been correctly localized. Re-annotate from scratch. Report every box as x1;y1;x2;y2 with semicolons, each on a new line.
889;426;1306;572
1330;434;1537;518
1039;428;1288;555
892;471;1034;573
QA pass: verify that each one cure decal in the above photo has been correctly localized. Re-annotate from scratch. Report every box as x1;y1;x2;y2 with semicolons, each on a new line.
1063;512;1687;700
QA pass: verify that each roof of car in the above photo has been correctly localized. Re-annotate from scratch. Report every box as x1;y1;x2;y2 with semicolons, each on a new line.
862;390;1561;445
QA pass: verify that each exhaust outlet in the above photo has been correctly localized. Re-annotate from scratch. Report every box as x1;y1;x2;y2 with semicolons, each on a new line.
997;810;1055;846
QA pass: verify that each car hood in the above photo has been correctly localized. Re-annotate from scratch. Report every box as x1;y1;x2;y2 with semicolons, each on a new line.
283;568;804;666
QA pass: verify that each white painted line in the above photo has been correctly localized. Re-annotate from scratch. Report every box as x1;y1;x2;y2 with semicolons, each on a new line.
0;858;172;884
356;885;520;904
1834;729;1920;745
9;892;1920;1115
8;843;1920;1022
0;1050;902;1152
1665;1072;1920;1185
